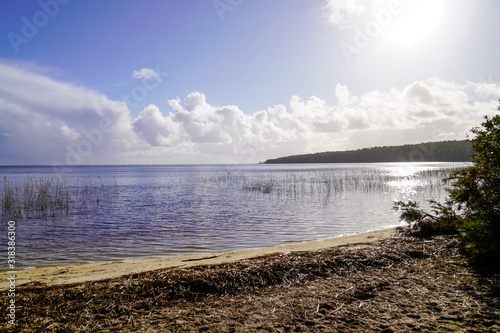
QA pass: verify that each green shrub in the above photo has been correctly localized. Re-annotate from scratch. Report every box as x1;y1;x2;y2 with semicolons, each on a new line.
394;101;500;265
393;199;465;237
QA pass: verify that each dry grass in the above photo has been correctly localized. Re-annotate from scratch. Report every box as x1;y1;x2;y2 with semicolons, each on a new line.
1;230;499;332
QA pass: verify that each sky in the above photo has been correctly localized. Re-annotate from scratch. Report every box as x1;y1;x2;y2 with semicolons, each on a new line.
0;0;499;165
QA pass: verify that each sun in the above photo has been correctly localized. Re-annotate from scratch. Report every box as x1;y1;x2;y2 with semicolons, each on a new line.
385;0;445;46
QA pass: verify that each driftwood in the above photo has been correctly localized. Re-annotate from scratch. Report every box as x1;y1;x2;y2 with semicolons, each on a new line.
181;255;220;262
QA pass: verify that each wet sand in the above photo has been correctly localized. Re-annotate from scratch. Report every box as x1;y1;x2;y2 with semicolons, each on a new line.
0;228;395;290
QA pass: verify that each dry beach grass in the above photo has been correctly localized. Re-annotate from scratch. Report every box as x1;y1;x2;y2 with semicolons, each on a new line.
1;229;499;332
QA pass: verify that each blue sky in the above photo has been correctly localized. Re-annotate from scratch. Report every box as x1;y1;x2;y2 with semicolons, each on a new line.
1;0;500;165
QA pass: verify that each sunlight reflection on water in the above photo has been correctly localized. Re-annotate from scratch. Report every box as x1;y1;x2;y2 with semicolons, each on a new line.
0;162;469;268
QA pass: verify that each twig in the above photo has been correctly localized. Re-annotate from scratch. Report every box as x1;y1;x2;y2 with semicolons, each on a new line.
331;302;346;313
335;286;354;298
181;255;220;262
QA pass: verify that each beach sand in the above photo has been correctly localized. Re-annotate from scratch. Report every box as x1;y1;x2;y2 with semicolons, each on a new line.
0;228;395;290
1;228;498;332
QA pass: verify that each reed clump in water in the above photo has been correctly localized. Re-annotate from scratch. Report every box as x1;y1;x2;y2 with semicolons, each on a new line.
242;167;463;199
1;176;110;220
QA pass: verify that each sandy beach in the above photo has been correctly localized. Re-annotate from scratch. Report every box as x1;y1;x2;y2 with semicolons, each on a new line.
1;227;499;332
0;228;396;290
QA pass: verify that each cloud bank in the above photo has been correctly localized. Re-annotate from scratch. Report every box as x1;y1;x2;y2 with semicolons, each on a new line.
0;62;499;165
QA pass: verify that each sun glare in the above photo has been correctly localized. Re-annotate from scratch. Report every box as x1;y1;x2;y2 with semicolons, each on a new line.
385;0;445;46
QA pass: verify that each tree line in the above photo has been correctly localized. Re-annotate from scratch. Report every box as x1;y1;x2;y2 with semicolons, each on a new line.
264;140;472;164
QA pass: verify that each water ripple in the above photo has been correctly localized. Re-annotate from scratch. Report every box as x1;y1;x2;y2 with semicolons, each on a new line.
0;162;468;268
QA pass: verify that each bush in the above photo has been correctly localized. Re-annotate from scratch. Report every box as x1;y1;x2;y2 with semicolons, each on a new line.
394;102;500;265
393;199;465;237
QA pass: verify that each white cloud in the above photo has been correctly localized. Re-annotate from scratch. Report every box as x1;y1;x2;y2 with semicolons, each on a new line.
132;104;180;147
335;84;358;107
324;0;366;28
131;68;161;81
0;61;498;165
0;62;141;165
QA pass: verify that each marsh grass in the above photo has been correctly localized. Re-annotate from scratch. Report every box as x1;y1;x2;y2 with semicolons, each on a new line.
241;167;462;200
1;176;112;220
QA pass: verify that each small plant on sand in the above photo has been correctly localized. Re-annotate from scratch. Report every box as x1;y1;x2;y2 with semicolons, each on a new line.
394;102;500;265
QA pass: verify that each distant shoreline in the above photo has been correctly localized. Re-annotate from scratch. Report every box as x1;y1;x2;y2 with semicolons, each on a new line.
264;140;472;164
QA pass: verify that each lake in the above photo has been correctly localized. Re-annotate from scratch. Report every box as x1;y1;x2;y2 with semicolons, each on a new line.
0;162;468;269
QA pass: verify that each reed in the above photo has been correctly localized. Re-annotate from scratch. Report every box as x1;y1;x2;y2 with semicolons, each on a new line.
1;176;111;220
241;166;463;200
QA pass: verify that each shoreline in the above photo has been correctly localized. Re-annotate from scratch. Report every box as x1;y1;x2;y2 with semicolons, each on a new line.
0;227;397;290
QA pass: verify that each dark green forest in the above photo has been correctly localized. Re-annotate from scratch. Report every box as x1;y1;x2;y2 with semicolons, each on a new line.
264;140;472;164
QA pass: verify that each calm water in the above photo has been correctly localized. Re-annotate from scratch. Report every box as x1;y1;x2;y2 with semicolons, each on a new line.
0;163;468;269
